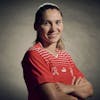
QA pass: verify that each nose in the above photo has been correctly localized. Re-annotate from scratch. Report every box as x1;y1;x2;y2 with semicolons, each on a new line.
50;23;57;32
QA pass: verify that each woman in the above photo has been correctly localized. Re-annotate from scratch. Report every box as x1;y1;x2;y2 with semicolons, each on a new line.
22;3;93;100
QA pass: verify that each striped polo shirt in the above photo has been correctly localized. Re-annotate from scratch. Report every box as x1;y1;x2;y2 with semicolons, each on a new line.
22;42;84;100
24;42;84;85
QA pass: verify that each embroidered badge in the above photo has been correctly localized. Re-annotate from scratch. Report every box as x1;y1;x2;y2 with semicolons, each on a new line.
61;67;67;72
51;66;59;75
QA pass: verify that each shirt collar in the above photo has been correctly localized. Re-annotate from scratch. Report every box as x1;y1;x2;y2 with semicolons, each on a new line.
34;42;43;48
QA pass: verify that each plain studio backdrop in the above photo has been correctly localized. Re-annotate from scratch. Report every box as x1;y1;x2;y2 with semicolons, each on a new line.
0;0;100;100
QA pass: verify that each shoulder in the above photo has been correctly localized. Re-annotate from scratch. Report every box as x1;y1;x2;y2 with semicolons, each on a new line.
24;43;50;64
26;42;44;57
25;48;43;61
22;46;48;68
22;43;43;63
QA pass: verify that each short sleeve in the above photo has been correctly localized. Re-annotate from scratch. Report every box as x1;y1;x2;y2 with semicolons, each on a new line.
72;63;84;78
22;50;55;87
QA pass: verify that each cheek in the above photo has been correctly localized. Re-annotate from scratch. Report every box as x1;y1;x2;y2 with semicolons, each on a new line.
39;28;49;38
58;25;63;32
40;27;49;34
61;25;64;31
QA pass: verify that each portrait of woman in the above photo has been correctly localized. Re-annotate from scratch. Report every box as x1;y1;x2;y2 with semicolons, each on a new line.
22;3;93;100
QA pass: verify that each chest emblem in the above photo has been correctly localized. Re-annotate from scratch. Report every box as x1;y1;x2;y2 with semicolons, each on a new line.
61;67;67;72
51;66;59;75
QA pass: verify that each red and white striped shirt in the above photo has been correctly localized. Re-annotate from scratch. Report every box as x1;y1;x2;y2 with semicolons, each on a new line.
22;42;84;100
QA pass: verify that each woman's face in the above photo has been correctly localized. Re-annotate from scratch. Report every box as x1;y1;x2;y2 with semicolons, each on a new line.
38;9;63;44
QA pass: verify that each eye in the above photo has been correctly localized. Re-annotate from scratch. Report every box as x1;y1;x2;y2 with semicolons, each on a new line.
42;21;50;26
56;20;63;25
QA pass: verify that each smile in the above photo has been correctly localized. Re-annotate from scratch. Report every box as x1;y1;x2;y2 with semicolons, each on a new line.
48;33;57;38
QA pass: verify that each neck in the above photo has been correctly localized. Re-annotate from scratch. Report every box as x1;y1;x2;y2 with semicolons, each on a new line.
41;40;57;50
40;41;58;57
45;43;58;57
42;41;57;53
45;43;57;51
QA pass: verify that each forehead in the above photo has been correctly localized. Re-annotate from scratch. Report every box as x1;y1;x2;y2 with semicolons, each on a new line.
42;9;62;20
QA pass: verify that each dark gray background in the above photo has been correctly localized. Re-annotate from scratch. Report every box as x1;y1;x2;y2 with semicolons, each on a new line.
0;0;100;100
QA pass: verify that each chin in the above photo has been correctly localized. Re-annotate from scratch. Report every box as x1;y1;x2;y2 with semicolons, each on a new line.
49;40;59;44
49;37;60;42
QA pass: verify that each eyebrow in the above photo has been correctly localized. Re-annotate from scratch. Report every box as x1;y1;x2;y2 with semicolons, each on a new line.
43;19;63;22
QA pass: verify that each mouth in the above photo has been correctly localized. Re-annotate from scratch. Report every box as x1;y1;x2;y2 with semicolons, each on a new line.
48;33;57;38
48;32;58;36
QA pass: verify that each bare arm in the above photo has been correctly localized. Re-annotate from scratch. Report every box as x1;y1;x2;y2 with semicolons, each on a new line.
37;83;78;100
56;78;93;100
72;77;93;99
